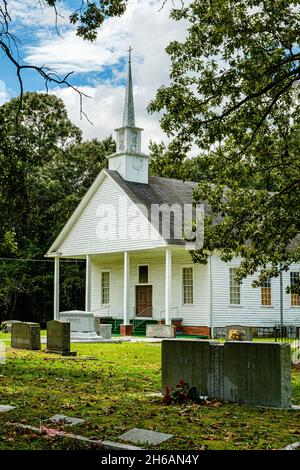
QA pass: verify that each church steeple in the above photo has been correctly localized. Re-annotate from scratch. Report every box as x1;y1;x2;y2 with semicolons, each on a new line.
108;48;149;184
122;46;135;127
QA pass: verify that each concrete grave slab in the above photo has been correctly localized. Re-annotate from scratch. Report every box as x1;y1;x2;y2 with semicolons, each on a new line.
119;428;173;445
0;405;15;412
49;414;85;426
146;324;176;338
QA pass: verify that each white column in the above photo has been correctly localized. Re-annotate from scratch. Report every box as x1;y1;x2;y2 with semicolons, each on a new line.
54;256;60;320
123;251;130;325
165;247;172;326
85;254;92;312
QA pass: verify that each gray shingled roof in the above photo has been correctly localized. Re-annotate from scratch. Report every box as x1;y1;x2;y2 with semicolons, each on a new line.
106;169;203;245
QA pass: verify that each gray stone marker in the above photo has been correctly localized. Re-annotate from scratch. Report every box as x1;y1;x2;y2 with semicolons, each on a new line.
11;322;41;350
2;320;22;333
223;341;291;408
146;324;176;338
162;339;292;408
45;320;76;356
226;325;253;341
50;414;85;426
94;320;112;339
119;428;173;445
162;339;213;397
59;311;104;342
0;405;15;413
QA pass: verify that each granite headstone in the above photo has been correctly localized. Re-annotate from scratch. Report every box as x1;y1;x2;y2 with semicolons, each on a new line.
11;322;41;350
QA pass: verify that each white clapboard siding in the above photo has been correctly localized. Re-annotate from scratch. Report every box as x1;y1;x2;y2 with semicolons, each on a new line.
58;174;166;256
90;250;209;326
211;255;300;327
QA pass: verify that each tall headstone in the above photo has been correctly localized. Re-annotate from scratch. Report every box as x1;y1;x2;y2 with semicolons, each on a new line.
162;339;292;408
11;322;41;350
223;341;291;408
162;339;213;397
45;320;76;356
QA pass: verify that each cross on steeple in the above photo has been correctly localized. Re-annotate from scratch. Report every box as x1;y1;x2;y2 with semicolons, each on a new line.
127;46;133;63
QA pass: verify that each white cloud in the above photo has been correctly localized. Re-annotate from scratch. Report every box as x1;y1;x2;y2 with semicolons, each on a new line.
24;0;188;149
9;0;71;29
0;81;10;105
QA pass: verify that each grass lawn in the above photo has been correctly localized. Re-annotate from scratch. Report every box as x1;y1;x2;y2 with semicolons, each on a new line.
0;332;299;450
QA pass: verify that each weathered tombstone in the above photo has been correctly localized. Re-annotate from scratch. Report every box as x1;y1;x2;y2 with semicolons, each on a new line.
59;311;104;342
162;339;213;397
119;428;173;445
223;341;291;408
45;320;76;356
6;320;22;333
162;339;292;408
11;322;41;350
226;325;253;341
146;324;176;338
94;320;112;339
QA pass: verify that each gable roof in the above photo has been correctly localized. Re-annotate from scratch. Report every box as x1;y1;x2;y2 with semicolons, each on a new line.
106;169;197;209
106;170;203;246
47;169;204;255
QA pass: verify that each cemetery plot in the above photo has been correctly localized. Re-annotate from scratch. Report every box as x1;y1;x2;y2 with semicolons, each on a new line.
0;339;299;450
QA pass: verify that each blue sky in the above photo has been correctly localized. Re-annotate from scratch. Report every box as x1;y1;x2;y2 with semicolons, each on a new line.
0;0;187;148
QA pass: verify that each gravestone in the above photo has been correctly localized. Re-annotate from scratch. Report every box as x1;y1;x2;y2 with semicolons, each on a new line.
146;324;176;338
59;311;104;342
226;325;253;341
162;339;213;397
11;322;41;350
119;428;173;445
95;322;112;339
223;341;291;408
45;320;76;356
49;414;85;426
1;320;21;333
162;339;291;408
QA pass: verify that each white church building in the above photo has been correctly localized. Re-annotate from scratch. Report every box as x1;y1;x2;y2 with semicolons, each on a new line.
46;51;300;337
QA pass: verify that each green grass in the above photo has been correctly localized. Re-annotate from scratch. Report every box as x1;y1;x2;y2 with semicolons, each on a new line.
0;333;299;450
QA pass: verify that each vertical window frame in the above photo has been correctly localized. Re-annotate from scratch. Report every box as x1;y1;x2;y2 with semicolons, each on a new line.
181;266;194;305
229;267;241;306
261;276;272;307
101;270;110;306
290;272;300;307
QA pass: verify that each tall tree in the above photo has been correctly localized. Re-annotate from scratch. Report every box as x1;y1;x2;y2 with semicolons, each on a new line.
0;92;114;321
149;0;300;289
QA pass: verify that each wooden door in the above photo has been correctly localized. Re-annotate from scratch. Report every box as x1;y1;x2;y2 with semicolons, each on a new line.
135;285;152;317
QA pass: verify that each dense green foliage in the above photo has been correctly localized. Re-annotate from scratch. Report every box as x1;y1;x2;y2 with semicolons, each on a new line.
149;0;300;288
0;92;115;322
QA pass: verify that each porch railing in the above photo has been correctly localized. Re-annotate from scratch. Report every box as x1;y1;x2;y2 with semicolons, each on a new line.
159;306;179;321
92;305;110;317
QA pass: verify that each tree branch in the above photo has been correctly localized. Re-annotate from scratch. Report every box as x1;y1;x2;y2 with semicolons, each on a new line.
198;66;300;126
0;39;91;124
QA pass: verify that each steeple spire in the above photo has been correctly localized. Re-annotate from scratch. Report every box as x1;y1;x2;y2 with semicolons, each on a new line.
108;47;149;183
123;46;135;127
